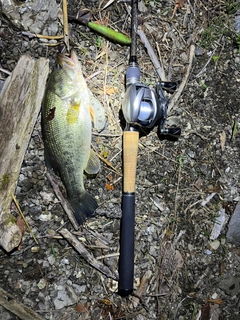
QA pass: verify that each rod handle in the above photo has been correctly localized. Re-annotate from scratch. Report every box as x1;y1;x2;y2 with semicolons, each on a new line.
118;192;135;296
123;131;139;193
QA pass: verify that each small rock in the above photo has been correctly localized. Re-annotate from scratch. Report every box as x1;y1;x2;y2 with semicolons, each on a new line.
39;212;52;221
138;0;148;12
1;0;59;35
166;116;181;127
52;285;78;309
234;14;240;33
47;255;56;266
37;278;47;290
40;191;55;204
219;275;240;296
226;201;240;245
195;46;205;56
31;246;40;253
209;240;220;250
210;208;227;240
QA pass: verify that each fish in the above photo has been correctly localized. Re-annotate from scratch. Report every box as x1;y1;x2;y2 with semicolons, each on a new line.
41;49;105;224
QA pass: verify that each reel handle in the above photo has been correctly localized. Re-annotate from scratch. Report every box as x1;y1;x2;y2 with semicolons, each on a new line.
118;131;139;296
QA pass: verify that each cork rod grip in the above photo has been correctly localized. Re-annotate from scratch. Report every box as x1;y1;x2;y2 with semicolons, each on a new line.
123;131;139;193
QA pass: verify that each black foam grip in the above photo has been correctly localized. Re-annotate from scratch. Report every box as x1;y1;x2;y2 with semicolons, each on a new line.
118;192;135;296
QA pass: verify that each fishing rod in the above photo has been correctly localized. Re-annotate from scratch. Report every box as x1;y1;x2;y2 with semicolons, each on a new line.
118;0;181;296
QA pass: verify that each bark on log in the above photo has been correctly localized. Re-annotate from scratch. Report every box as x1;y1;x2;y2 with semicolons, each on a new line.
0;55;49;252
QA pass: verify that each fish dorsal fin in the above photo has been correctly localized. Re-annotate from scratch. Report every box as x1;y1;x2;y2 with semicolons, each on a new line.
84;150;100;175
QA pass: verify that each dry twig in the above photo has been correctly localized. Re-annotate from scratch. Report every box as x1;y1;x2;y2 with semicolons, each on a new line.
62;0;70;51
46;171;79;230
195;49;216;78
23;32;64;40
168;44;195;113
11;192;38;245
59;228;118;280
94;149;121;175
171;0;185;20
0;67;11;75
137;28;166;81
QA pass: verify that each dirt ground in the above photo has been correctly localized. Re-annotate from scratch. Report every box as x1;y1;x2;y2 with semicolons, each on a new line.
0;0;240;319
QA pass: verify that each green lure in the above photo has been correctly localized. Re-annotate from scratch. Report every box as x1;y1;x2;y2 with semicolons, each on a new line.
88;21;131;45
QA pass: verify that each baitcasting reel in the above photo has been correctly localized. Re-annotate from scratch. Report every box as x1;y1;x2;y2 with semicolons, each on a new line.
122;61;181;138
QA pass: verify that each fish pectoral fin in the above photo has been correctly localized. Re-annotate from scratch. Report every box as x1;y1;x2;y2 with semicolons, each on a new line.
88;89;106;131
84;150;100;175
89;105;95;124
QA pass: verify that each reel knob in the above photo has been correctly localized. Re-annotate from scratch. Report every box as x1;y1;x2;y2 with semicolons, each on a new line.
160;127;181;138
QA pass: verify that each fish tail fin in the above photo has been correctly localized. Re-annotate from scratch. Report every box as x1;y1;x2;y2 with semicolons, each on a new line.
69;192;98;225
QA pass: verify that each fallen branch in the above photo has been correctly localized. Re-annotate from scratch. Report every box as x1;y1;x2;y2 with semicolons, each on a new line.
168;44;195;113
132;270;152;308
46;171;79;231
22;31;64;40
195;48;216;78
137;28;166;81
0;55;49;252
0;287;43;320
59;228;118;280
62;0;70;51
171;0;185;20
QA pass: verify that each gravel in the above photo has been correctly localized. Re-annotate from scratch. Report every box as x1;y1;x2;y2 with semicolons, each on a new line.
1;0;240;319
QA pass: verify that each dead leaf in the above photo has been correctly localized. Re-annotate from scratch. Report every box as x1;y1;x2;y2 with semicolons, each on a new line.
105;182;114;191
163;228;174;240
99;299;113;306
193;177;203;190
219;261;225;275
104;86;115;95
16;214;26;236
220;130;226;151
201;302;210;320
75;303;88;313
175;250;184;268
106;173;113;181
206;185;221;193
176;0;184;7
207;298;224;305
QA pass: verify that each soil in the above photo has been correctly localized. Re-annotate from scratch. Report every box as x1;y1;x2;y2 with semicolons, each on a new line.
0;0;240;319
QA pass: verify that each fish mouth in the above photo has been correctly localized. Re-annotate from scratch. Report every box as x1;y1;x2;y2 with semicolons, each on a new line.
57;50;78;70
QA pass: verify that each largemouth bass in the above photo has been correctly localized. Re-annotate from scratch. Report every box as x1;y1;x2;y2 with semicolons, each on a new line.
42;50;104;224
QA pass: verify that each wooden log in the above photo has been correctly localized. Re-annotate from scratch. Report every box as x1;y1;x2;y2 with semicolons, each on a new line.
0;55;49;252
0;287;43;320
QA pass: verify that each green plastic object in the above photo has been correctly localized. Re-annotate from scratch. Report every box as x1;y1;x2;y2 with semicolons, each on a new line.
88;21;131;45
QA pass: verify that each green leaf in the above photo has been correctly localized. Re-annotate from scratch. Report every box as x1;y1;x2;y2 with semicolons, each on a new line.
231;120;238;140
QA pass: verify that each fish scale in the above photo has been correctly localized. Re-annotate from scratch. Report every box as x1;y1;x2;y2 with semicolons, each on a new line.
42;50;101;225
